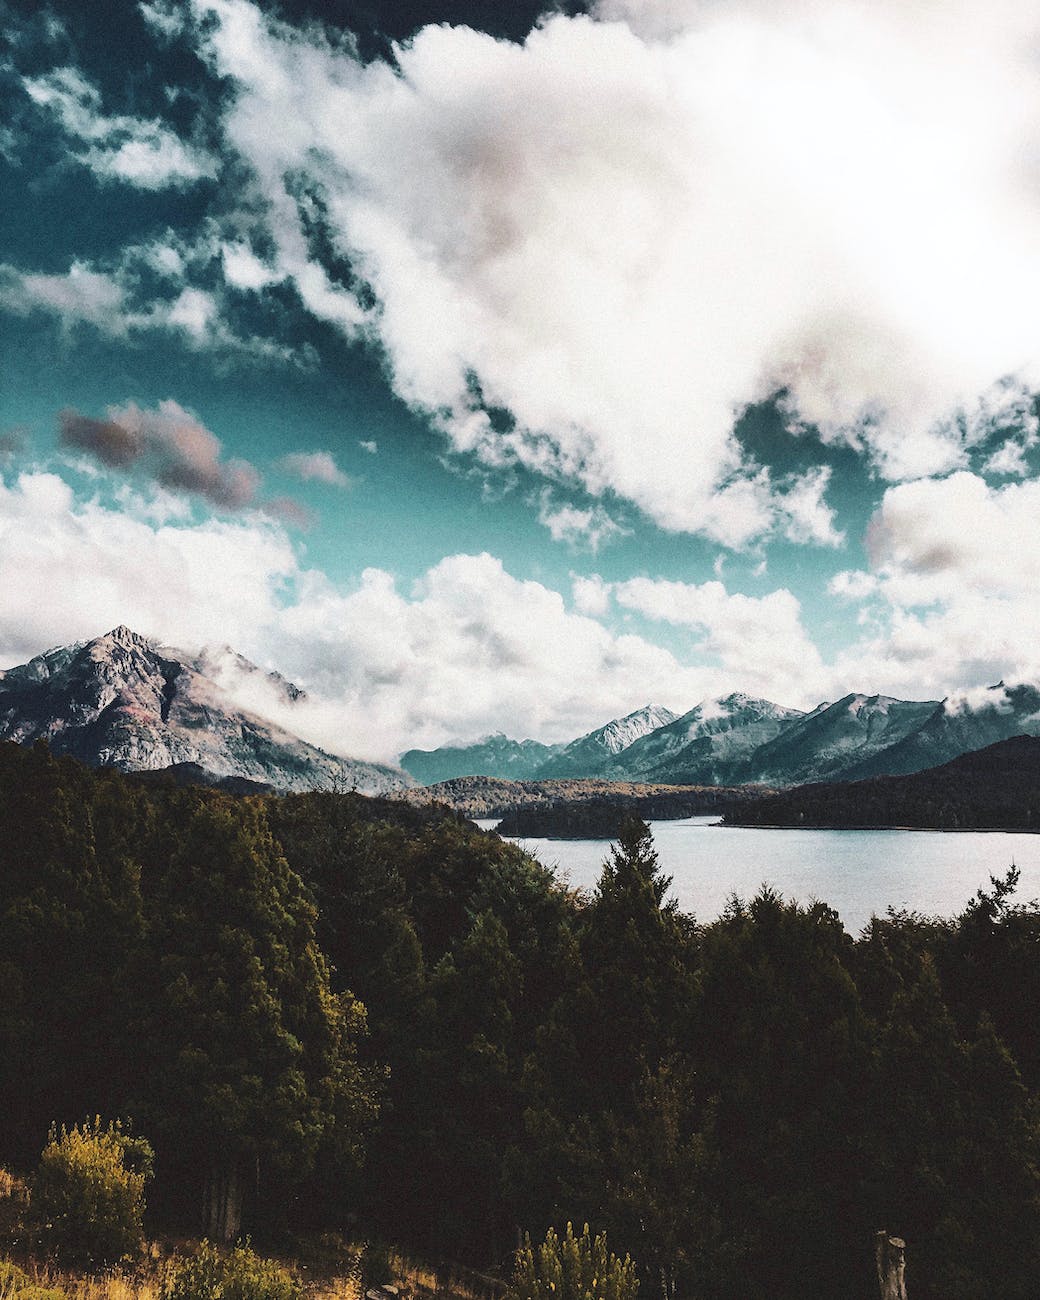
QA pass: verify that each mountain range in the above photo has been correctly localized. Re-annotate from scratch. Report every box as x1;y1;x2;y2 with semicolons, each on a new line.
400;686;1040;790
2;626;1038;796
0;626;411;795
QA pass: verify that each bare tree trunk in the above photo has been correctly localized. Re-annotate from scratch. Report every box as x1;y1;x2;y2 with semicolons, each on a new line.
875;1232;907;1300
205;1162;243;1242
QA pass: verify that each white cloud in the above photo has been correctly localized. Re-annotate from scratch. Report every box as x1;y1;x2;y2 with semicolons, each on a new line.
2;470;781;758
179;0;1040;541
0;471;297;673
865;473;1040;603
222;241;280;291
824;472;1040;697
536;491;626;551
984;440;1032;478
0;260;127;331
358;439;378;455
165;287;218;340
571;572;612;618
828;569;878;602
139;0;185;40
23;65;218;189
776;467;844;548
278;450;351;487
0;245;306;363
614;575;823;701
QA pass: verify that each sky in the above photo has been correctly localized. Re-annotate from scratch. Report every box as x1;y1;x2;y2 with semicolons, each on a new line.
4;0;1040;762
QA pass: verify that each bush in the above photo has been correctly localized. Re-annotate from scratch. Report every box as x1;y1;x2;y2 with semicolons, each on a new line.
0;1263;65;1300
162;1242;300;1300
508;1223;638;1300
0;1261;30;1298
32;1118;152;1268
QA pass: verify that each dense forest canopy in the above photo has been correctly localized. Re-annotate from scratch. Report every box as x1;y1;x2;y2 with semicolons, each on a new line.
724;734;1040;829
2;740;1040;1299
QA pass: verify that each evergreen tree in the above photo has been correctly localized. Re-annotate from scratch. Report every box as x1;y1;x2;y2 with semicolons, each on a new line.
135;798;378;1237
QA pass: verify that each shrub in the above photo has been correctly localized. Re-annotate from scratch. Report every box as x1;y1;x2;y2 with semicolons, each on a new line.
32;1118;152;1268
12;1287;67;1300
162;1242;300;1300
0;1261;30;1298
508;1223;638;1300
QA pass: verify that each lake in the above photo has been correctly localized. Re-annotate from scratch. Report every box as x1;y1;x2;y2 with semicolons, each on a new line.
475;815;1040;934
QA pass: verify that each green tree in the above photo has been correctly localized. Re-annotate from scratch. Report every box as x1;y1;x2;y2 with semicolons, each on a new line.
690;889;875;1299
0;745;146;1167
32;1118;153;1267
870;953;1040;1300
136;799;378;1238
508;1223;638;1300
510;822;697;1276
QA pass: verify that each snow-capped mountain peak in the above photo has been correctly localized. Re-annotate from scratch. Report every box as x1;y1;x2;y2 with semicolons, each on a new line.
0;627;410;794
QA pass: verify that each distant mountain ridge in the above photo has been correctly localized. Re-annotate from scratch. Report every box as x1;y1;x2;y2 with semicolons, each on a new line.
534;704;678;778
5;628;1038;796
0;626;411;795
607;693;805;785
399;733;566;784
402;683;1040;790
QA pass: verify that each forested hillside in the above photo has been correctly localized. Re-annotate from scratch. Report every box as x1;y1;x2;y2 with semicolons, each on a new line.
3;740;1040;1299
724;734;1040;829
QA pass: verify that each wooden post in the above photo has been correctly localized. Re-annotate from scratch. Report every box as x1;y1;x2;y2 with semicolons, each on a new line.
875;1231;907;1300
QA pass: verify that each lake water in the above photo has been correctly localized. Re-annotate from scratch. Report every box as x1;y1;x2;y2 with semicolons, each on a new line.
475;816;1040;935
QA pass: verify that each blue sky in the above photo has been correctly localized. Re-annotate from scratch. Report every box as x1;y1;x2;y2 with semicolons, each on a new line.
3;0;1040;761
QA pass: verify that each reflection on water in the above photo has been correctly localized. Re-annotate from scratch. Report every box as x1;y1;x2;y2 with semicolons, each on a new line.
475;815;1040;935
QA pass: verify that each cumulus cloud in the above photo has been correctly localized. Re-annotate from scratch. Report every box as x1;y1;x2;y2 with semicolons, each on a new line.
571;572;612;618
536;491;626;551
174;0;1040;542
0;469;859;758
358;440;378;455
23;65;218;189
613;575;823;701
825;473;1040;697
278;450;351;487
60;400;262;510
0;471;298;671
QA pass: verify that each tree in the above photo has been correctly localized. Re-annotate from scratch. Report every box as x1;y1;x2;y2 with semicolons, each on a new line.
135;799;378;1238
32;1117;153;1267
0;745;146;1166
509;822;698;1276
508;1222;638;1300
689;889;875;1299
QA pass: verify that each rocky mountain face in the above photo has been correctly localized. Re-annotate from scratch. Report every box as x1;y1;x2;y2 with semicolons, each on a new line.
399;733;565;784
841;682;1040;779
0;626;411;795
401;683;1040;790
742;693;941;785
536;704;678;778
606;693;806;785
